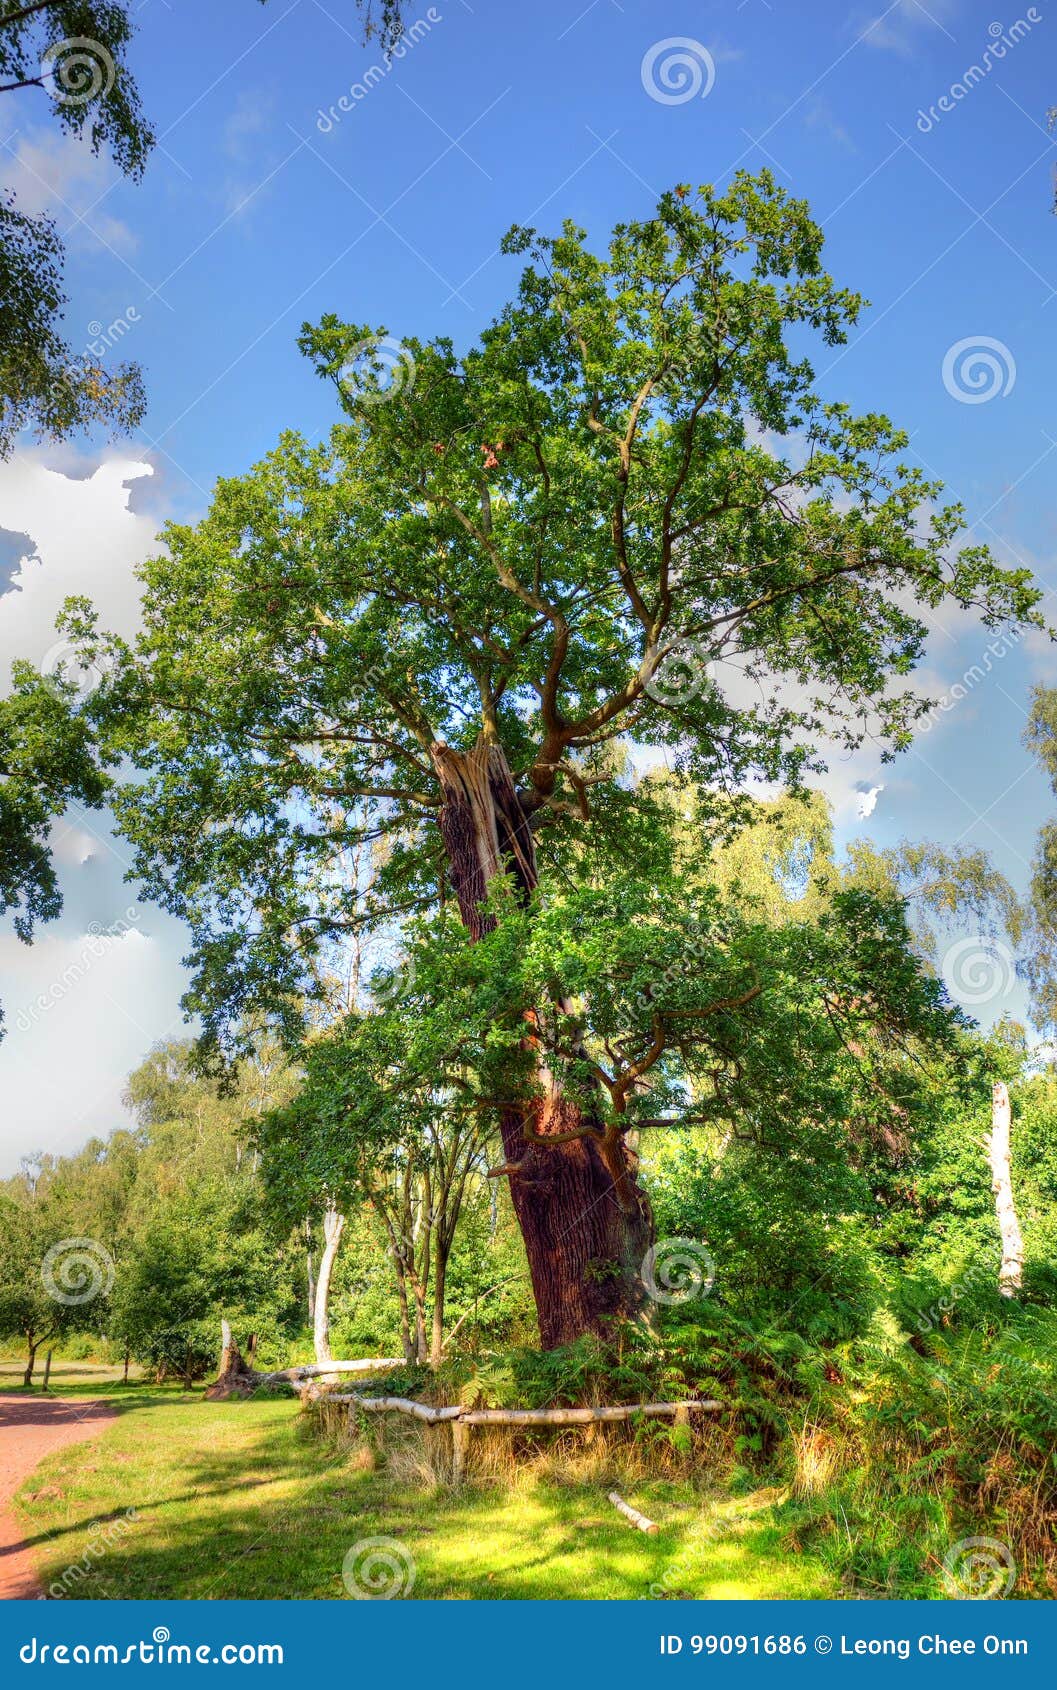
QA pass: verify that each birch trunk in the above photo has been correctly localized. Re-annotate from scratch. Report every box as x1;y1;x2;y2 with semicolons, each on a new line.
989;1081;1024;1298
313;1206;345;1365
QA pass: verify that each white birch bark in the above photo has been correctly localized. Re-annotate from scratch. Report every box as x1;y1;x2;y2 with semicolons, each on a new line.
313;1206;345;1364
989;1081;1024;1298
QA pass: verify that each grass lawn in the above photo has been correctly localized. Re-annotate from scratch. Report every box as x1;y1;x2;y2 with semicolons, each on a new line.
12;1388;838;1600
0;1359;143;1392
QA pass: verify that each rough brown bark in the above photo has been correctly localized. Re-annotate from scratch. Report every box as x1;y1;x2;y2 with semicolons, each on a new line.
431;737;653;1350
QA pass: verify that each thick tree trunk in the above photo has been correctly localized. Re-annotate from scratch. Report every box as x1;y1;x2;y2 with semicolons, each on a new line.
432;738;653;1350
989;1081;1024;1298
23;1337;38;1389
313;1206;344;1365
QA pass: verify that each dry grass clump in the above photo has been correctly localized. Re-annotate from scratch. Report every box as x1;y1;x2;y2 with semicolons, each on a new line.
315;1395;733;1491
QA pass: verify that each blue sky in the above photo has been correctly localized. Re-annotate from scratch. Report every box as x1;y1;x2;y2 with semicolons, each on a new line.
2;0;1056;1169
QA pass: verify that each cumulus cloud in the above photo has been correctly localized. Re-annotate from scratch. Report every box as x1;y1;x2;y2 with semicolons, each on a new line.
856;782;884;819
0;452;155;687
0;126;137;254
0;451;190;1174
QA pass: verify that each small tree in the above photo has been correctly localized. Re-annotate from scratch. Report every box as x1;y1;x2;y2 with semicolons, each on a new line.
258;1005;494;1365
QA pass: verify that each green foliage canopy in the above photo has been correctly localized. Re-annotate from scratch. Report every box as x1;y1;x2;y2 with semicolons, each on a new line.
72;175;1043;1063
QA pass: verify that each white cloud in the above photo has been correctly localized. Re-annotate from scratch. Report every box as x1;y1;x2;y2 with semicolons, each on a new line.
0;918;187;1164
0;452;155;687
0;127;137;253
856;782;884;819
0;451;190;1175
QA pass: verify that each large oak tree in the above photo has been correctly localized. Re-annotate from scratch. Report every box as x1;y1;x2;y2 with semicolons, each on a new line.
73;176;1042;1346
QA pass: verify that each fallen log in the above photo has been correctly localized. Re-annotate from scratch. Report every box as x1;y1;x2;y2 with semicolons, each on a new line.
608;1491;658;1535
346;1394;463;1423
205;1323;405;1400
316;1394;720;1424
458;1401;719;1426
261;1359;404;1384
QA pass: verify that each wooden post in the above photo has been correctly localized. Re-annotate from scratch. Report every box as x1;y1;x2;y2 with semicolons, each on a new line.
41;1349;53;1392
451;1419;470;1484
989;1081;1024;1298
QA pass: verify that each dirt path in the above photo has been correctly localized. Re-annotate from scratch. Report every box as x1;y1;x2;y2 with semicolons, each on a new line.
0;1395;117;1600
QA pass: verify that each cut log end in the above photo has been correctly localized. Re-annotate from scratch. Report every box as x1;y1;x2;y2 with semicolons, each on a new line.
608;1491;658;1534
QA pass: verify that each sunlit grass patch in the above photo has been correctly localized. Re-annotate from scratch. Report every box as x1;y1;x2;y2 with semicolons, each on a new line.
16;1391;837;1601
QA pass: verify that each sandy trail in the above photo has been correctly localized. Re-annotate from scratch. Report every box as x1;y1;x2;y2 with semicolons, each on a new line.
0;1395;117;1600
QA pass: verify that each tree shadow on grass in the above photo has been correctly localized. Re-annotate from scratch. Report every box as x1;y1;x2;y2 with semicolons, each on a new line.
19;1399;837;1601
